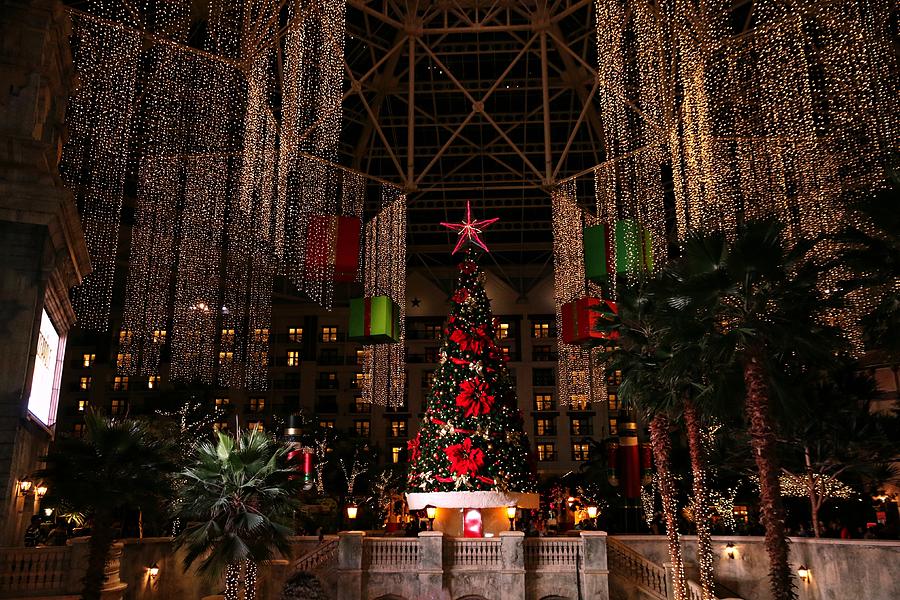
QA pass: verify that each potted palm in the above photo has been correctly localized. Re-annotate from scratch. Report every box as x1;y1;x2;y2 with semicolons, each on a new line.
174;428;300;600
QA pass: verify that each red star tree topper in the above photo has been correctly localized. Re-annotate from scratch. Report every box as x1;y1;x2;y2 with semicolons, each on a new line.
440;200;500;254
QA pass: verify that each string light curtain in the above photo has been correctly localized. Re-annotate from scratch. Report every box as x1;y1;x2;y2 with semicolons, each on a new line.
61;14;141;331
551;182;607;408
361;187;407;407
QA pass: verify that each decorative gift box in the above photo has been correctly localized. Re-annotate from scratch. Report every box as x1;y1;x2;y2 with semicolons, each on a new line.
349;295;401;343
560;297;618;345
584;220;654;283
305;215;361;282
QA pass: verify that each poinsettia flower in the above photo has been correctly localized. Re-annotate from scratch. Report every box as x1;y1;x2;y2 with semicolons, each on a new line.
407;434;421;462
451;288;470;303
455;378;495;417
450;356;469;365
459;260;477;274
449;329;484;354
445;437;484;476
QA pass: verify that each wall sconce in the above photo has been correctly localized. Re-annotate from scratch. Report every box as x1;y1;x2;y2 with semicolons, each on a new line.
148;563;160;578
506;506;517;531
725;543;736;560
346;504;358;521
35;485;48;499
586;505;599;520
43;508;54;517
17;479;32;496
425;505;437;530
798;565;810;582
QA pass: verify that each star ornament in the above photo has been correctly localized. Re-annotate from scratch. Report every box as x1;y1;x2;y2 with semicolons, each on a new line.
440;200;499;254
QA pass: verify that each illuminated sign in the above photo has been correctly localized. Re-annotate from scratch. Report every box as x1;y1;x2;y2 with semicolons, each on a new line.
27;309;63;426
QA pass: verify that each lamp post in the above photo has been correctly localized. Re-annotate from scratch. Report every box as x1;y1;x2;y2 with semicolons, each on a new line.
346;503;358;528
506;506;517;531
798;565;810;583
725;543;736;560
425;505;437;531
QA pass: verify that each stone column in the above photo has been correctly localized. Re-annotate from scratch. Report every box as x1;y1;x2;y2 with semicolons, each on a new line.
417;531;444;599
581;531;610;600
336;531;365;600
499;531;525;600
0;0;90;546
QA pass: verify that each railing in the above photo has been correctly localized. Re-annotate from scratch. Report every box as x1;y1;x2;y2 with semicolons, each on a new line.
364;538;419;570
524;538;582;570
607;537;667;600
447;538;501;568
0;546;70;596
293;538;339;573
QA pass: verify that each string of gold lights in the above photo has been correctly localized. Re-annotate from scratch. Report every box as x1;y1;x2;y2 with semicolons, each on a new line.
361;187;407;407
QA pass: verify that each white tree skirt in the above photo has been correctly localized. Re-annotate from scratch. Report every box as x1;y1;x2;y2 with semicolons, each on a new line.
407;491;540;510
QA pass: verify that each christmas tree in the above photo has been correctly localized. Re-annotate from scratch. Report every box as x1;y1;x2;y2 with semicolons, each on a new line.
407;207;537;514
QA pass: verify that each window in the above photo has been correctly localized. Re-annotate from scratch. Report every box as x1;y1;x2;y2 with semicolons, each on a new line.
148;375;160;389
152;329;167;344
218;351;234;365
213;421;229;432
534;394;555;411
532;368;555;387
318;372;338;389
249;397;266;413
535;418;556;436
317;396;338;413
319;419;335;429
733;505;749;524
116;353;132;370
78;400;89;412
287;351;301;367
607;369;623;385
571;418;593;436
79;376;92;390
354;420;370;437
607;394;619;411
609;416;618;436
569;395;589;410
572;443;591;461
252;328;269;343
424;324;442;339
288;327;303;343
118;329;133;345
221;328;235;343
532;345;553;361
353;372;371;389
497;321;510;339
215;397;230;408
353;396;371;413
250;350;268;368
531;320;553;338
356;349;368;366
537;443;556;461
422;371;436;389
248;421;264;432
424;347;439;362
390;419;407;438
73;423;84;437
500;346;511;360
110;399;127;415
391;446;403;464
112;376;129;391
82;353;96;368
321;326;338;342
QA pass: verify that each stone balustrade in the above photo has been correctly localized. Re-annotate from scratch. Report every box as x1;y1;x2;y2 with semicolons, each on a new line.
336;530;610;600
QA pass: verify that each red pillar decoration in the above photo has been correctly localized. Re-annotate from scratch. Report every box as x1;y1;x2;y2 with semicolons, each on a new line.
619;421;641;499
284;414;314;490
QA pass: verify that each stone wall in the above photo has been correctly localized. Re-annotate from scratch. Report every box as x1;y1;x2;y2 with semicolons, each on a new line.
614;535;900;600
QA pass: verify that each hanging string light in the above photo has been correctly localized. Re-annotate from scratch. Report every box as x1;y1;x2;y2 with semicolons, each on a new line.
361;187;407;407
61;13;142;331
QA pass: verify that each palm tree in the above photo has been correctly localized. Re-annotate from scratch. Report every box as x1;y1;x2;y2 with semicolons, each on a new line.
667;220;843;600
37;412;175;600
174;429;300;600
608;279;688;600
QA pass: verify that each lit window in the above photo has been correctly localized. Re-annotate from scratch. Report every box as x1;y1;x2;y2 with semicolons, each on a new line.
148;375;160;389
288;327;303;343
537;443;556;461
354;420;370;437
353;372;371;388
733;505;749;523
391;446;403;464
73;423;84;437
353;396;370;413
534;394;554;411
319;419;335;429
390;419;407;438
571;418;593;436
569;395;589;410
248;421;264;432
78;400;89;412
116;353;132;370
82;353;96;368
500;346;511;359
221;328;235;343
497;322;510;339
152;330;167;343
609;417;618;436
218;351;234;364
287;351;301;367
318;372;338;389
249;397;265;413
572;443;590;461
535;418;555;436
250;350;268;367
118;330;133;345
321;326;338;342
110;399;126;415
213;421;229;432
79;376;92;390
215;397;230;407
356;349;367;365
607;394;618;410
252;328;269;343
531;321;552;338
113;376;129;391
